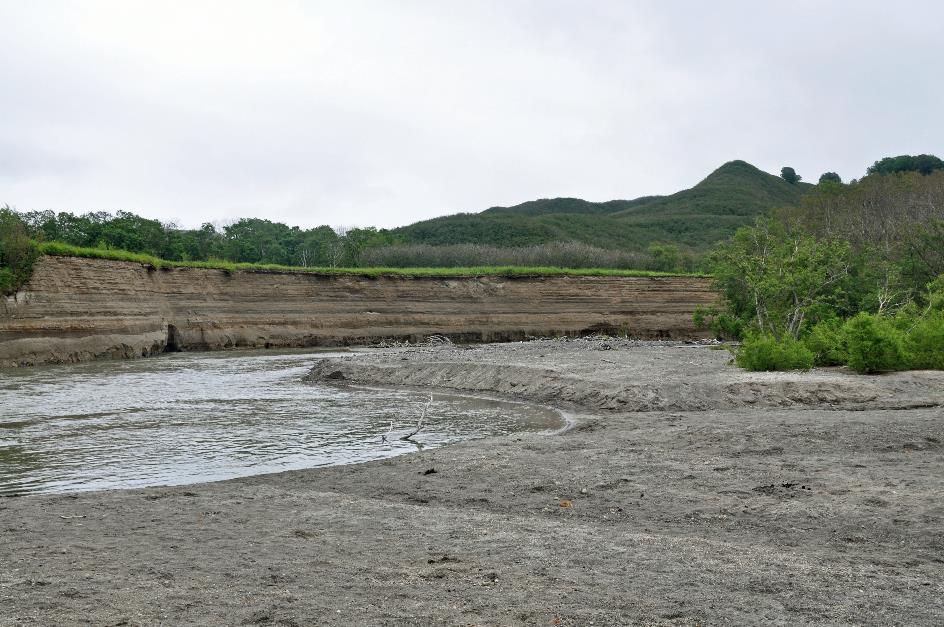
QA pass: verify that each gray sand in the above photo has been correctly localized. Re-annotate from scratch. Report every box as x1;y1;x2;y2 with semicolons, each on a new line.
2;339;943;625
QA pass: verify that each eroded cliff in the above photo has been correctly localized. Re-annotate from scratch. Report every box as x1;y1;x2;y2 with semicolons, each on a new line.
0;256;717;367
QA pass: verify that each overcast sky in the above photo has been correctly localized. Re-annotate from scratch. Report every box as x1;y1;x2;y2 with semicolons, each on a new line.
1;1;942;230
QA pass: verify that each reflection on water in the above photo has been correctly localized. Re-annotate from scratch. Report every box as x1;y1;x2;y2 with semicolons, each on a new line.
0;349;562;495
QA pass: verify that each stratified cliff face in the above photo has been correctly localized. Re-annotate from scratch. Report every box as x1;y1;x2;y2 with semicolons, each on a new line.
0;256;717;367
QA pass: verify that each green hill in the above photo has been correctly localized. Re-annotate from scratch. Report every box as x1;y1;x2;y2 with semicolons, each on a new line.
394;161;810;251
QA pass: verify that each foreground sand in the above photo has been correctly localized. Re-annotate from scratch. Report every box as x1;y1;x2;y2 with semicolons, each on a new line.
2;340;943;625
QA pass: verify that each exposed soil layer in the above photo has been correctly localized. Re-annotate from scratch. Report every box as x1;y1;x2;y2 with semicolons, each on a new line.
2;340;943;625
0;256;715;367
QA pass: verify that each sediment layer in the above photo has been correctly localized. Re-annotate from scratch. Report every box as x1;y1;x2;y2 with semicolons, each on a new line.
0;256;716;367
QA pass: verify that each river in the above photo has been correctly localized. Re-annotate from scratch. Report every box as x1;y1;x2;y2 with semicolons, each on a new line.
0;349;563;495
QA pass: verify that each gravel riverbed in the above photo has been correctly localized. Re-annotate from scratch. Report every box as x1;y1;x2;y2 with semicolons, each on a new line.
2;339;943;625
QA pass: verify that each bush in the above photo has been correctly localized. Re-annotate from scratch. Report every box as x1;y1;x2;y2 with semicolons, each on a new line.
0;207;40;295
843;313;908;373
904;313;944;370
0;267;15;294
693;306;744;340
736;334;815;371
803;318;848;366
929;275;944;312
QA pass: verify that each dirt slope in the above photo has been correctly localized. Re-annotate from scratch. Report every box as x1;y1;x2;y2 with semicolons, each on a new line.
0;256;715;367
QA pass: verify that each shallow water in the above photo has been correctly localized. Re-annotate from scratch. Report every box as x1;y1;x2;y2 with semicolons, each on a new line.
0;349;563;495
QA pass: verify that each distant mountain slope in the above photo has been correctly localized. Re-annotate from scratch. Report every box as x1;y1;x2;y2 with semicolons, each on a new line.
480;195;661;217
394;161;810;251
610;160;812;220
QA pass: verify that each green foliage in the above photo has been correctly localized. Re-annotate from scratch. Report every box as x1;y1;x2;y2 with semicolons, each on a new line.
359;241;695;271
646;242;688;273
16;210;399;268
0;207;40;295
36;242;694;279
708;219;851;339
893;276;944;370
904;313;944;370
867;154;944;176
395;161;810;253
694;163;944;374
842;313;908;374
12;204;706;280
692;305;744;340
926;273;944;312
12;206;706;276
783;172;944;302
780;167;801;184
0;267;15;295
818;172;842;184
735;334;814;371
9;160;814;272
803;318;848;366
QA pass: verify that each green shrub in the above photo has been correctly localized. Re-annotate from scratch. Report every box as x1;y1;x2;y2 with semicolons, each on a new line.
0;267;15;295
929;275;944;312
803;318;848;366
843;313;908;373
904;313;944;370
735;334;815;371
892;302;924;331
693;305;744;340
0;208;40;295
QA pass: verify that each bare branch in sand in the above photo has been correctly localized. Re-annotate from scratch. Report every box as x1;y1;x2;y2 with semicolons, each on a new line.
380;420;394;443
400;393;433;441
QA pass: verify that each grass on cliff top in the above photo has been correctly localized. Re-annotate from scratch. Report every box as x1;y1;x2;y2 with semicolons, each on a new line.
37;242;707;278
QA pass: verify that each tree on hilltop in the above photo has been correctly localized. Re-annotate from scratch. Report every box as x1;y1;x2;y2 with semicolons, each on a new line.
780;167;802;184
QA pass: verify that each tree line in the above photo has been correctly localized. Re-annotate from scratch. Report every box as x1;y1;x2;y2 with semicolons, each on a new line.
0;208;700;296
4;209;700;273
11;210;399;268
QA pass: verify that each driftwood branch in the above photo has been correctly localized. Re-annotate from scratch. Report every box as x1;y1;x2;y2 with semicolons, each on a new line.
400;394;433;441
379;420;394;443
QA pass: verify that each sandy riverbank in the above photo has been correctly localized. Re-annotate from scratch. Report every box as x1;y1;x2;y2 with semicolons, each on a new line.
2;339;943;625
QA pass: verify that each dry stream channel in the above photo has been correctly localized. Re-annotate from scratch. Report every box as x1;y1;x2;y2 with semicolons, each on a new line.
0;349;563;496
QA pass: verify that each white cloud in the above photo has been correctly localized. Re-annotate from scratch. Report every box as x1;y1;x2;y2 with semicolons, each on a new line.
1;1;942;228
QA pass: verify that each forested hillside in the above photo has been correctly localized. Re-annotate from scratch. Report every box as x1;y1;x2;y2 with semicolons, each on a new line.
393;161;810;251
